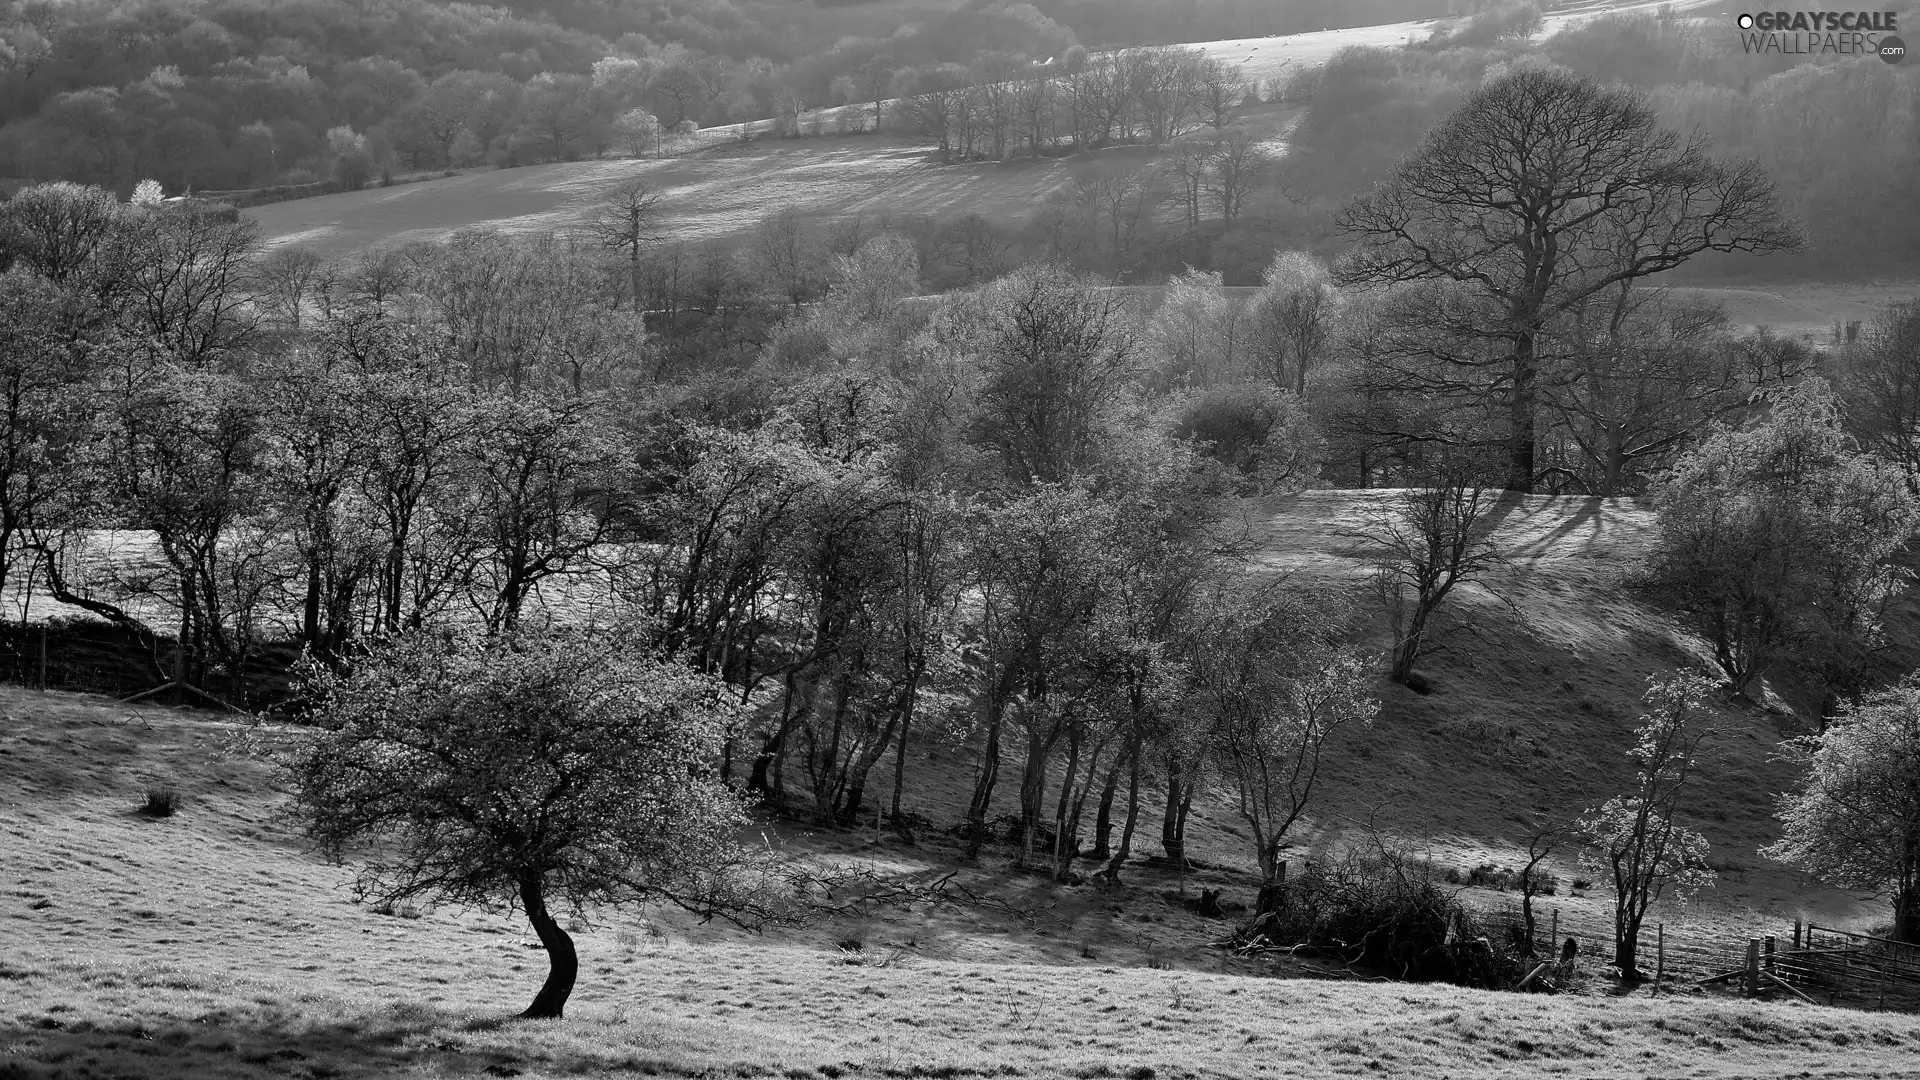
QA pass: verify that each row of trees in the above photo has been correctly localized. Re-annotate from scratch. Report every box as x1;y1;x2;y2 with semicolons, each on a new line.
0;176;1366;895
890;45;1250;162
0;0;1452;191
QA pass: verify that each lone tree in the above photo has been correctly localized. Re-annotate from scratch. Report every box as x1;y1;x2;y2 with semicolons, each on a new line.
592;178;665;310
280;631;775;1019
1351;461;1505;685
1334;67;1797;493
1765;677;1920;944
1577;671;1717;980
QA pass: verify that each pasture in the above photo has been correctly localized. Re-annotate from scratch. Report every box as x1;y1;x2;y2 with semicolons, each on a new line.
2;659;1916;1079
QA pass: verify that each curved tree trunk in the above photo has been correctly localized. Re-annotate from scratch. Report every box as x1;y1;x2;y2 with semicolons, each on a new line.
518;873;577;1019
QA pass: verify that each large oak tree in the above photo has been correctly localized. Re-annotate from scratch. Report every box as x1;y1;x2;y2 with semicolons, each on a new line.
1334;67;1797;493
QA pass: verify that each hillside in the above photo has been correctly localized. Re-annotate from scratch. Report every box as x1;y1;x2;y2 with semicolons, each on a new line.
7;491;1919;1078
246;0;1723;261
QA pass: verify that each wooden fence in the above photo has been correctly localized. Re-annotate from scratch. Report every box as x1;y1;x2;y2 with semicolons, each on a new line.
1693;923;1920;1010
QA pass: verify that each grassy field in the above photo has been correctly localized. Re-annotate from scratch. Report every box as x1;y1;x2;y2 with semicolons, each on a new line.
5;693;1920;1080
247;0;1726;263
6;490;1920;1078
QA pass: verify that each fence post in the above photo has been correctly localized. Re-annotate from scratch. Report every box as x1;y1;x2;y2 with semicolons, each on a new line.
1745;938;1761;997
38;625;48;691
1551;909;1559;958
1764;935;1776;975
1653;923;1664;996
1793;919;1803;951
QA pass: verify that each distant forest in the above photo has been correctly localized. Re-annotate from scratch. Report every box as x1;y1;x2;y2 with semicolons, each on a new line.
0;0;1447;192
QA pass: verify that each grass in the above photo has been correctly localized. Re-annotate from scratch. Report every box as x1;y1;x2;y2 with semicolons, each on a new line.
4;490;1920;1077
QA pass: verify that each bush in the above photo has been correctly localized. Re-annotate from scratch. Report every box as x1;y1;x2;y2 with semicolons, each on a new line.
1236;841;1529;988
139;785;179;817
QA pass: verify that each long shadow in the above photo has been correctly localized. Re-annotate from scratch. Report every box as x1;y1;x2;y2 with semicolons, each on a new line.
0;1007;623;1080
1498;496;1610;562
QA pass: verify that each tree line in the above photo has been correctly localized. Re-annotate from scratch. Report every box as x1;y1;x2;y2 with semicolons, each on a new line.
0;0;1454;194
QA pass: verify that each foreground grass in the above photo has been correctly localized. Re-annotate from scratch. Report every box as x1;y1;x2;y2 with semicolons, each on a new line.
8;941;1920;1080
4;688;1919;1079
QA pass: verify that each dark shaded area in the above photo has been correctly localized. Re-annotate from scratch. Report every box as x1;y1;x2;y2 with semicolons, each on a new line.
0;1009;655;1080
0;618;299;709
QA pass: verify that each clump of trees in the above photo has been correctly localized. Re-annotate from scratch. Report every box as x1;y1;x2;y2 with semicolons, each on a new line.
1644;380;1918;710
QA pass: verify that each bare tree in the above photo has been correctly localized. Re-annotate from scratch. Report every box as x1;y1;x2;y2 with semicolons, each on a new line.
256;247;326;330
1352;463;1505;684
1336;68;1798;493
591;178;665;310
1203;130;1268;224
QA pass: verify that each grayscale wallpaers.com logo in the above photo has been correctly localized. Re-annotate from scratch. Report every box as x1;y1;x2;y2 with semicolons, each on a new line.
1735;11;1905;61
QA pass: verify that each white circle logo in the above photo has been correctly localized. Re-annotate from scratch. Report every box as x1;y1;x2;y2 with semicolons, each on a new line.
1737;13;1754;29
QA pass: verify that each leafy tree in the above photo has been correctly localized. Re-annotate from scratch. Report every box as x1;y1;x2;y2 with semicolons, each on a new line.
0;272;96;605
611;107;660;158
960;484;1116;859
1197;586;1375;911
1172;383;1319;496
1838;301;1920;489
1765;677;1920;944
1335;68;1797;492
281;631;774;1019
1645;380;1918;705
0;182;124;284
1577;671;1717;979
1250;251;1338;396
965;265;1136;486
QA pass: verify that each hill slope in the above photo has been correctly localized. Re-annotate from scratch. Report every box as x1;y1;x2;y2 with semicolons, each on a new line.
247;0;1723;262
5;489;1918;1078
4;687;1920;1079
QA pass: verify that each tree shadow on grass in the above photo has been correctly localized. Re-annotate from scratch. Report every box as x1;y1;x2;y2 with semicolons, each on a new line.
0;1005;727;1080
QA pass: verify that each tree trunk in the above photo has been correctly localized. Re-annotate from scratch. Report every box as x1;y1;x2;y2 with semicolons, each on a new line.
1614;906;1643;981
1506;331;1538;493
1160;774;1184;864
1089;751;1124;861
1254;861;1288;916
518;873;577;1019
1102;749;1142;881
1895;887;1920;945
965;704;1003;860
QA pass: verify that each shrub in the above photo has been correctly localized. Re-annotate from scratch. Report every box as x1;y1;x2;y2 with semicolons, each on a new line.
1236;840;1528;988
139;785;179;817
